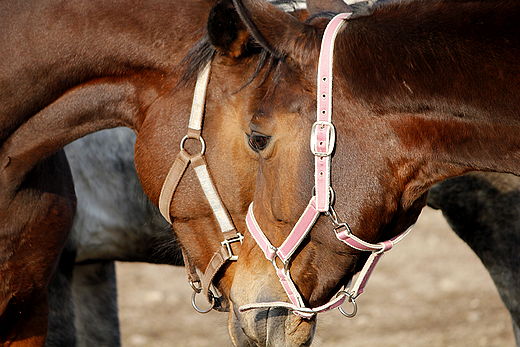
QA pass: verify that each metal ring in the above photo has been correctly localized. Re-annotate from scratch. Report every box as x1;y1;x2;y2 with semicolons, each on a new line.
337;291;358;318
180;135;206;154
311;186;335;204
271;253;285;272
191;290;215;314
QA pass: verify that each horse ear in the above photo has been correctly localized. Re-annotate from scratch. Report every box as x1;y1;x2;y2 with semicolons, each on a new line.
306;0;352;16
232;0;316;65
207;0;251;58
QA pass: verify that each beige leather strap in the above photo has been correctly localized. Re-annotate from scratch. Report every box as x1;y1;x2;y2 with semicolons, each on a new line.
159;150;191;223
191;155;235;233
158;59;210;222
181;248;201;288
188;60;211;131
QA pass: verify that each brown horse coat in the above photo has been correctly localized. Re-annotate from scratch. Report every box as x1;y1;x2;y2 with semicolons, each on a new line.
224;0;520;345
0;0;270;344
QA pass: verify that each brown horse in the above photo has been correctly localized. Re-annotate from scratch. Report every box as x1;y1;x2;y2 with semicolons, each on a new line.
0;0;279;344
225;0;520;345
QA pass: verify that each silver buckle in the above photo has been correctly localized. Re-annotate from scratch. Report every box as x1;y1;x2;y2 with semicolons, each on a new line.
310;121;336;157
221;233;244;261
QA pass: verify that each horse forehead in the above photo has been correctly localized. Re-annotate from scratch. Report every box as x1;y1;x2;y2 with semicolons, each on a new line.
255;67;314;120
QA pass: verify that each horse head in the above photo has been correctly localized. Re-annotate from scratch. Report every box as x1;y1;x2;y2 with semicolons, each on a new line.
225;0;520;345
131;0;272;312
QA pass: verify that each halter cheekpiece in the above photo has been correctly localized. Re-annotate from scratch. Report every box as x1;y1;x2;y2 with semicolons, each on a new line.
241;12;415;319
159;59;244;313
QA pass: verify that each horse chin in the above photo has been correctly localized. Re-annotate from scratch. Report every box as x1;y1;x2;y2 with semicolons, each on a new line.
228;290;316;347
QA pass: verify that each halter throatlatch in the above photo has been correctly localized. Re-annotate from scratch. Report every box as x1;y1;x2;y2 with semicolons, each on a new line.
241;13;414;319
159;59;243;313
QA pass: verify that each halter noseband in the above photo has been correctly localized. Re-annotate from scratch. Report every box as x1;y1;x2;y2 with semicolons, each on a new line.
240;13;414;319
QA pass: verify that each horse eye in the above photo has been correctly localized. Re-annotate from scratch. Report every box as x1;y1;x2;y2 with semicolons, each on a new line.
248;132;270;152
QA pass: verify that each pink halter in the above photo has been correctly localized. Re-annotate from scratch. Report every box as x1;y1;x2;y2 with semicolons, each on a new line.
240;13;414;319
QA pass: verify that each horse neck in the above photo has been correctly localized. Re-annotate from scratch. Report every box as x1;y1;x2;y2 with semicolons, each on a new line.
0;0;212;143
0;0;213;194
338;0;520;177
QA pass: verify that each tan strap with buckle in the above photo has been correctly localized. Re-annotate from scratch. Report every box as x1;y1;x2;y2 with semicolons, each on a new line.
158;58;243;311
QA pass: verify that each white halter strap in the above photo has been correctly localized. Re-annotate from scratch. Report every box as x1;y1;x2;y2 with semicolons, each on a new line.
241;13;415;319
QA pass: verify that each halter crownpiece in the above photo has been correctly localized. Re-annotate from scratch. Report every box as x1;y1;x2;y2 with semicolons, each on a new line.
241;12;415;319
313;12;350;212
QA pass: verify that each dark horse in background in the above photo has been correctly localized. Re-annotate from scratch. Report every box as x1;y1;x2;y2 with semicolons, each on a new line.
0;0;276;344
427;172;520;344
220;0;520;345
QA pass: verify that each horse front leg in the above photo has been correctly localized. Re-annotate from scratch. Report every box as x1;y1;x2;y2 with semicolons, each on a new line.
46;239;77;347
0;151;76;347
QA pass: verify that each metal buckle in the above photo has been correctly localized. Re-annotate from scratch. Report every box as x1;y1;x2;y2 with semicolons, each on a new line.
221;233;244;261
270;251;290;273
310;121;336;157
189;279;202;294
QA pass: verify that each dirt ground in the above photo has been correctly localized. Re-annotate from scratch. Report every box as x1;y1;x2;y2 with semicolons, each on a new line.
116;207;516;347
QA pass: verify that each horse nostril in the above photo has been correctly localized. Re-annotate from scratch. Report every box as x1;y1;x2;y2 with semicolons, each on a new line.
230;305;315;347
264;308;315;347
229;277;316;346
284;315;315;347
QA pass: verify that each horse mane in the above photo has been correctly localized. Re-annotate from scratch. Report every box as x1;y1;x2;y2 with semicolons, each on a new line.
176;0;310;90
175;33;272;92
175;35;216;88
338;0;520;119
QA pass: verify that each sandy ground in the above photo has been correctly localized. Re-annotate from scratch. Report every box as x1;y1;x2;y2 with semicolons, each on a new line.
116;207;516;347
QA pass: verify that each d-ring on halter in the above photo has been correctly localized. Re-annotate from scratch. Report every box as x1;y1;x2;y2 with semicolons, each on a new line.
159;58;244;313
240;13;415;319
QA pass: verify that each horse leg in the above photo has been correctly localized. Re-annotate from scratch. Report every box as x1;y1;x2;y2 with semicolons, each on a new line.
46;240;77;347
514;321;520;346
72;262;121;347
427;173;520;347
0;151;76;346
0;79;159;346
0;293;49;347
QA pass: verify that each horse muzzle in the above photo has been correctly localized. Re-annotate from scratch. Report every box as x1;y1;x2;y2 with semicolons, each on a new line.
228;289;316;347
